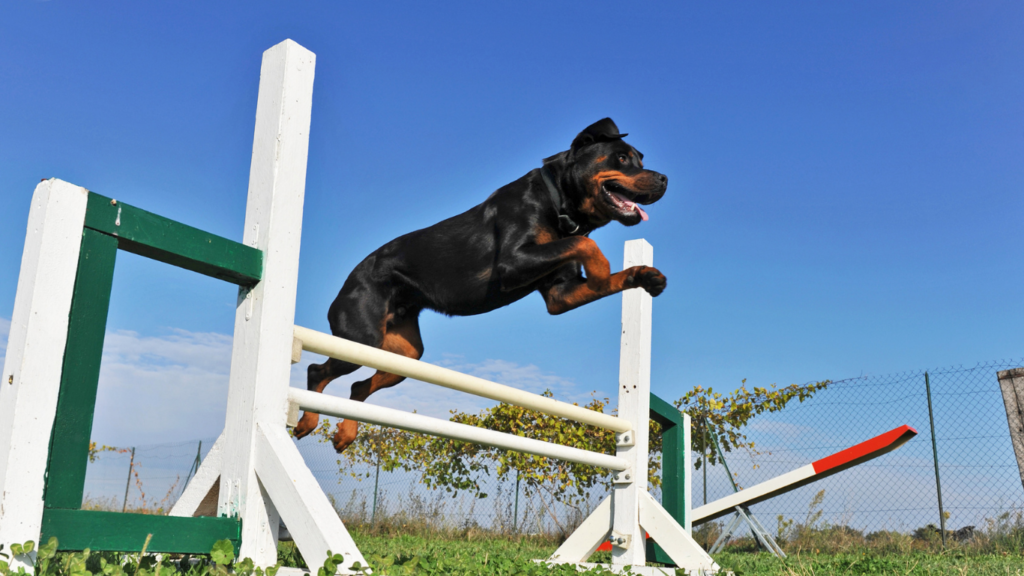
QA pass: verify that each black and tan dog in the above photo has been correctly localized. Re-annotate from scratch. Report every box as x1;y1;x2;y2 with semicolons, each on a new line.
294;118;669;452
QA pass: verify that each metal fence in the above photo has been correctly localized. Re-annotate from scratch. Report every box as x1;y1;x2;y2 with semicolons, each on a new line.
694;360;1024;537
83;439;213;513
83;361;1024;538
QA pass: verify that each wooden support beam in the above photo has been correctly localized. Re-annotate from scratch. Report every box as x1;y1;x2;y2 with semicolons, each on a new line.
998;368;1024;493
219;39;315;567
0;180;89;569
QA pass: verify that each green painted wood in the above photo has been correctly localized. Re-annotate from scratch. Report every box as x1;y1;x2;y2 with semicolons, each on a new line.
44;229;119;510
41;509;241;554
647;393;685;566
84;192;262;286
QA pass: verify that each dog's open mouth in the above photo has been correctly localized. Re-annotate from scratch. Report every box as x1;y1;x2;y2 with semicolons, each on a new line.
602;182;649;221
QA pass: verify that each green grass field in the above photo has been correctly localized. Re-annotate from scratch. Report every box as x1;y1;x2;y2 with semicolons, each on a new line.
275;529;1024;575
3;533;1022;576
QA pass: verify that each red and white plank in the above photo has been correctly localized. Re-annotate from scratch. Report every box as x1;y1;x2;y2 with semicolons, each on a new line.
691;425;917;524
596;424;917;551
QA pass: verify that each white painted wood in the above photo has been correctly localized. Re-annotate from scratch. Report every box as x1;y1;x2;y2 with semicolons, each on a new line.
683;412;692;535
690;464;814;524
549;563;678;576
169;433;225;517
290;388;628;470
638;491;718;572
548;496;612;563
0;179;89;568
255;424;367;575
219;39;315;567
294;326;631;433
611;239;653;566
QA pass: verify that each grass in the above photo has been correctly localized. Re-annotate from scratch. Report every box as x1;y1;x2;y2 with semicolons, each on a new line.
62;489;1024;575
269;524;1024;575
714;551;1023;575
11;529;1022;576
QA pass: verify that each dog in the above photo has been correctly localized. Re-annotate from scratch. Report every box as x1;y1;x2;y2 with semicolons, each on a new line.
293;118;669;452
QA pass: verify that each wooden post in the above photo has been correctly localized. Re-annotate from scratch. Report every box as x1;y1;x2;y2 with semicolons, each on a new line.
216;39;366;572
547;240;716;574
611;239;653;566
218;39;314;565
0;180;89;569
998;368;1024;493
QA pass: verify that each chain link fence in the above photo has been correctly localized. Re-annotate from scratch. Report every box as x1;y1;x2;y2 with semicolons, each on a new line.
83;361;1024;539
694;360;1024;538
84;438;215;513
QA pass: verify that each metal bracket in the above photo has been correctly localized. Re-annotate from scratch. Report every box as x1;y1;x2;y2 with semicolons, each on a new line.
286;401;300;428
615;430;634;447
612;468;634;485
609;531;632;550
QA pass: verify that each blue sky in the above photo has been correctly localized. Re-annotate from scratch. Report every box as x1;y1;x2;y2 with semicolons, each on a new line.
2;1;1023;446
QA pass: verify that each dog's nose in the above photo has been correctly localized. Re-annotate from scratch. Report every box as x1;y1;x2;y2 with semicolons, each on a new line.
658;173;668;185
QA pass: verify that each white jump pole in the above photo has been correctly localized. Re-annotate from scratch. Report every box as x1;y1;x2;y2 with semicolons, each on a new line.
612;239;654;566
0;180;90;570
547;240;718;575
210;40;368;572
288;389;629;470
293;326;631;433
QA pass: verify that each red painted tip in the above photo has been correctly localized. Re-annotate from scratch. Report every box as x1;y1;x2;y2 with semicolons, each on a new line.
811;425;917;475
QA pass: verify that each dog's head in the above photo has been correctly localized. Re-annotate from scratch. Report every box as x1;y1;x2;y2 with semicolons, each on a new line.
546;118;668;228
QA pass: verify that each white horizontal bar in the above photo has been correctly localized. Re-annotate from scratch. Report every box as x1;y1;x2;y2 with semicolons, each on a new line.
288;388;629;471
293;325;631;433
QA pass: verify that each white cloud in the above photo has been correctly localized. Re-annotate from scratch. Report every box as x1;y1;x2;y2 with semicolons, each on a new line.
92;329;233;446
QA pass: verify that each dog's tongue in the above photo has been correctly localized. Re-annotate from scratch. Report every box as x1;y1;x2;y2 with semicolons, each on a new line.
612;191;650;222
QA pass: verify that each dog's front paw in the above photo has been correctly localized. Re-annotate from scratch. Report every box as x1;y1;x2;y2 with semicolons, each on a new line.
628;265;667;297
293;411;320;439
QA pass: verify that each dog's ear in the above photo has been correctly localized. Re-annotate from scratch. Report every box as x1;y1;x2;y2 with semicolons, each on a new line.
570;118;628;158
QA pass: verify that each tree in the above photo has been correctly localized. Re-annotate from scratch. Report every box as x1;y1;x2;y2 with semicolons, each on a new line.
677;379;830;469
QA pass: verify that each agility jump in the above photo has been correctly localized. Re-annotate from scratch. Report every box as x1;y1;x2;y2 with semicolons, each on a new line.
0;39;716;575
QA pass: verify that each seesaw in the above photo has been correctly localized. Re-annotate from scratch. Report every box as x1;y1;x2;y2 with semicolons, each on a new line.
597;424;917;552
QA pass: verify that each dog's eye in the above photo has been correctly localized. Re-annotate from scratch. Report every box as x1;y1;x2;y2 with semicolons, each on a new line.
618;154;628;164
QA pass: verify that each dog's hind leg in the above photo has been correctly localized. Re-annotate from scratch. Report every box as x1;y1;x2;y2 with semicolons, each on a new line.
294;274;391;439
332;315;423;453
293;358;362;439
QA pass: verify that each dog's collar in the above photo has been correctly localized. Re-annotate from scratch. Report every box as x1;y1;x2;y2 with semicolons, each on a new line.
540;166;584;236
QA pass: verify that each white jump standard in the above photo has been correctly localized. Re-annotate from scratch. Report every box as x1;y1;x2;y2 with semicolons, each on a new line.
0;40;716;574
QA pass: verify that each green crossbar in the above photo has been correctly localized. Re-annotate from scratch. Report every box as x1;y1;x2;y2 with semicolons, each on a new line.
41;509;240;554
84;192;262;286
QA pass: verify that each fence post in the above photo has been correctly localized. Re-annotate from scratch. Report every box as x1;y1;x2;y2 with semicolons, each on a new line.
184;440;202;488
997;368;1024;493
121;447;136;513
512;470;520;533
702;418;707;506
924;372;947;546
371;457;380;523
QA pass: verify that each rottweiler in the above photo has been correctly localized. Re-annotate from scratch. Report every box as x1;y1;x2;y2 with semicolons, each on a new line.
294;118;669;452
